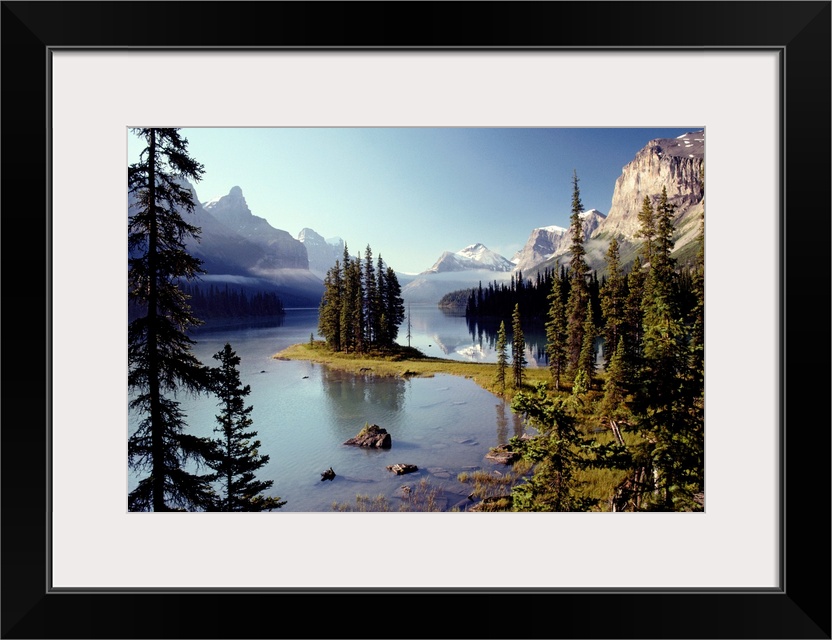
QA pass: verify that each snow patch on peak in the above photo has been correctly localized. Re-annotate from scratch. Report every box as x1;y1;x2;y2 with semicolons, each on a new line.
423;243;513;274
538;224;567;234
579;208;606;219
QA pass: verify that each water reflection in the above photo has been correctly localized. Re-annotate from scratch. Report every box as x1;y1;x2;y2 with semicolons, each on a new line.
463;314;549;367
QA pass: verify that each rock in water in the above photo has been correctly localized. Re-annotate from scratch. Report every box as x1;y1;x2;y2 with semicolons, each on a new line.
386;463;419;475
343;423;392;449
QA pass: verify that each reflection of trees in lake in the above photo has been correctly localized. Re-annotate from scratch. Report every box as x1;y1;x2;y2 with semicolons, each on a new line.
465;316;549;366
321;367;406;416
495;401;508;446
496;399;527;445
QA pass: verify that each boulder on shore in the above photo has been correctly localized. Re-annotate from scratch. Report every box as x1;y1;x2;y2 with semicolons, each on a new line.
485;443;520;465
344;423;392;449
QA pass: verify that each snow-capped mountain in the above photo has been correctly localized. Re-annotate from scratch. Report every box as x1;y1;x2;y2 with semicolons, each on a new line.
298;227;346;279
398;243;513;302
512;209;607;273
422;243;514;274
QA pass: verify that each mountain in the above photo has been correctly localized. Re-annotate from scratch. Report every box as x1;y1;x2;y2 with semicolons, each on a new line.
128;182;324;307
526;131;705;278
422;243;514;274
595;131;704;242
202;186;309;270
512;209;607;273
298;228;346;279
399;244;514;303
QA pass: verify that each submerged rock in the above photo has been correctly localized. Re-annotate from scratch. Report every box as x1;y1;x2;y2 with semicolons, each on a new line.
386;463;418;475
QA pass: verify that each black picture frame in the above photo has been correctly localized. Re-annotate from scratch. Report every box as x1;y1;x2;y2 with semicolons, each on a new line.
2;2;829;638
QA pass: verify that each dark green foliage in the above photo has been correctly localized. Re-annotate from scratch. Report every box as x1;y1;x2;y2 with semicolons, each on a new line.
127;127;216;512
545;272;568;390
600;238;627;367
318;259;343;352
510;304;526;388
383;264;406;344
495;320;508;394
438;288;475;309
317;245;404;352
528;179;704;512
363;245;379;344
565;170;590;373
598;336;630;421
463;269;557;320
509;385;596;512
179;284;285;320
577;301;597;386
637;195;655;266
207;343;286;511
624;186;703;511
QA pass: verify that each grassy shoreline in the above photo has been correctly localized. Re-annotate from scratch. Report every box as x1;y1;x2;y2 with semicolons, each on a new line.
272;341;550;400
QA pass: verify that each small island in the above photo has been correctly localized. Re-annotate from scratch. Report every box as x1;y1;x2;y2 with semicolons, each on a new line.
273;340;549;400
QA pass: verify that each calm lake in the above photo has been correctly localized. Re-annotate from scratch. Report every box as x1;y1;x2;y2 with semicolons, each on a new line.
128;304;544;512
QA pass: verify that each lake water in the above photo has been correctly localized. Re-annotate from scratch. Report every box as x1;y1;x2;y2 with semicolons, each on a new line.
128;305;533;512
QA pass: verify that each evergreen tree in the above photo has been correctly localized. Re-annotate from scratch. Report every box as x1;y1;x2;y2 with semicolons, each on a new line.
631;186;702;510
651;186;677;288
511;304;526;388
207;343;286;511
382;265;405;344
545;274;568;390
689;213;705;391
340;253;364;353
565;170;590;373
637;195;655;267
495;320;508;394
600;237;627;367
318;260;342;351
363;245;379;344
577;301;597;387
510;385;594;512
598;336;630;421
624;255;647;360
375;254;389;346
127;127;216;512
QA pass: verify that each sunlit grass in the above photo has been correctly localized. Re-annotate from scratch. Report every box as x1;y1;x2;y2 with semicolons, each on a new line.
330;478;445;512
275;341;550;400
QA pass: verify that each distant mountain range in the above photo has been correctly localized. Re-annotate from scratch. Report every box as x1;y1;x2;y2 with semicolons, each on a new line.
129;130;704;308
400;130;705;302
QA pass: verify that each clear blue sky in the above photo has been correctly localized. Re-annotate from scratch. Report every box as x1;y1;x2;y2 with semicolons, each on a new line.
128;127;697;274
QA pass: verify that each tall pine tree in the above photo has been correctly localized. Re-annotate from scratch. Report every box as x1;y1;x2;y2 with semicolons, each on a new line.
565;170;590;374
545;272;568;391
127;127;215;512
207;343;286;512
495;320;508;394
600;237;627;367
511;304;527;388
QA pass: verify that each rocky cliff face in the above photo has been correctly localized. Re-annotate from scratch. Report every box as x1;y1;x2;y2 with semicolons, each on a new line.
298;227;345;279
592;131;704;247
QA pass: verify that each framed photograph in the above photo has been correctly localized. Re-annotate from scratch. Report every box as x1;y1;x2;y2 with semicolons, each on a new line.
3;1;829;638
